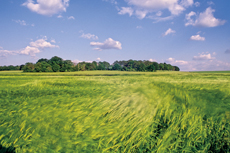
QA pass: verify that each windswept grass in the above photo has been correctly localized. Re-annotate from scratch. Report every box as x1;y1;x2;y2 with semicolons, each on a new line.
0;71;229;152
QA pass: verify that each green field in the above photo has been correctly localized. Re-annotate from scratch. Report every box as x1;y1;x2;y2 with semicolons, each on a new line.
0;71;229;152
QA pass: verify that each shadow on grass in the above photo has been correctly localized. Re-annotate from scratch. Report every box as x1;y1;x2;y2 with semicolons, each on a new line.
0;144;15;153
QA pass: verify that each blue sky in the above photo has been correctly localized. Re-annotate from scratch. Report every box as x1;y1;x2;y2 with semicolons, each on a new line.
0;0;230;71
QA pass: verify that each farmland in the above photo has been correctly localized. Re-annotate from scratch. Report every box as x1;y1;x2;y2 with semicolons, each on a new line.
0;71;229;152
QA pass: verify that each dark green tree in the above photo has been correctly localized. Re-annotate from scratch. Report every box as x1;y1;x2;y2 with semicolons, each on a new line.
112;63;122;70
23;63;35;72
146;64;155;72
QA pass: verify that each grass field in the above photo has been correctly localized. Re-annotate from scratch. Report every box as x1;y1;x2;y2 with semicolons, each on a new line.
0;71;229;152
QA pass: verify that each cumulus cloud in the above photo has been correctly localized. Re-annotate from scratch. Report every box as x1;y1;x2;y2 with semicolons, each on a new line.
80;33;99;40
0;37;58;57
225;49;230;54
20;46;41;56
29;38;58;49
149;59;157;62
97;58;101;61
90;38;122;51
185;7;226;27
166;58;189;65
190;35;205;41
118;0;194;20
22;0;69;16
193;53;215;60
20;38;58;56
118;7;133;16
163;28;176;36
68;16;75;20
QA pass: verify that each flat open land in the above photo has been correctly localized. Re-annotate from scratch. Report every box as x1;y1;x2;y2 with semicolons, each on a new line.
0;71;229;152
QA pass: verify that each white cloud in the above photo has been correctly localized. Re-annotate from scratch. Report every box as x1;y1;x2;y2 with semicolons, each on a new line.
207;1;214;5
0;37;58;57
97;58;101;61
0;49;19;57
0;46;3;49
190;34;205;41
119;0;194;20
80;33;98;40
30;38;58;49
90;38;122;51
156;11;162;16
13;19;35;26
22;0;69;16
166;57;230;71
118;7;133;16
68;16;75;20
163;28;176;36
185;7;226;27
150;15;174;23
57;15;63;18
166;58;189;65
135;10;148;19
51;39;56;43
193;53;215;60
136;26;143;29
20;38;58;56
225;49;230;54
20;46;41;56
194;2;200;7
149;59;157;62
13;20;27;26
72;59;82;64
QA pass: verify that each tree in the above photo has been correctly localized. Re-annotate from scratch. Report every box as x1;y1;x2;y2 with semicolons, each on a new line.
146;64;155;72
49;56;63;67
112;63;122;70
136;62;146;71
23;63;35;72
36;58;49;64
60;60;73;72
41;61;53;72
34;62;42;72
97;62;105;70
152;62;159;70
52;62;60;72
174;66;180;71
159;63;164;70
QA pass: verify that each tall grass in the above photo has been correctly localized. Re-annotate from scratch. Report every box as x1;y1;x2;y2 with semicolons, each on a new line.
0;71;229;152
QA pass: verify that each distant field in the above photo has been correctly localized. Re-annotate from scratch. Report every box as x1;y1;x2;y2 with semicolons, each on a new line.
0;71;229;152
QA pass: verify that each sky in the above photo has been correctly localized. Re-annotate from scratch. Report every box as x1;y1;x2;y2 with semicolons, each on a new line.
0;0;230;71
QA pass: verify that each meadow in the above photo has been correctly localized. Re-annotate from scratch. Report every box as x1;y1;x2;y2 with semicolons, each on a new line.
0;71;229;152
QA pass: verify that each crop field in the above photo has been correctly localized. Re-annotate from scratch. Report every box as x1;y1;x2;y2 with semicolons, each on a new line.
0;71;229;153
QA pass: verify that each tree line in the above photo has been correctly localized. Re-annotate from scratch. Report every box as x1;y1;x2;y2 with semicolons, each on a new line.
0;56;180;72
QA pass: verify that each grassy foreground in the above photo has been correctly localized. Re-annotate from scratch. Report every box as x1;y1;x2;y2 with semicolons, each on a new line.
0;71;229;153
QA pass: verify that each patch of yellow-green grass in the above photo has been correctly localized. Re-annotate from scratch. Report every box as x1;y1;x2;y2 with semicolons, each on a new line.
0;71;229;152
